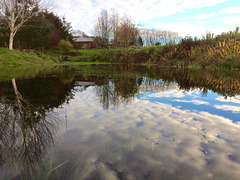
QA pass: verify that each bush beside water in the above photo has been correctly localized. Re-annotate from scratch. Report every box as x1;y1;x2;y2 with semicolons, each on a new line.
153;29;240;69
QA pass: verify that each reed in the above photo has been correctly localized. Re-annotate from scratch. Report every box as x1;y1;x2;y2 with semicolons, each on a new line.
154;28;240;69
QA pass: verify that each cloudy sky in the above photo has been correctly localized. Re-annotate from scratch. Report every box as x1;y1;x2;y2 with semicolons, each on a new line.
54;0;240;36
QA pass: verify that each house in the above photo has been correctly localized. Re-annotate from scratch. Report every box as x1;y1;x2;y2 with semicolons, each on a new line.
73;37;97;49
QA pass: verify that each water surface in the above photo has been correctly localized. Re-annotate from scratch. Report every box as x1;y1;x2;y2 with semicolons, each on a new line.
1;65;240;180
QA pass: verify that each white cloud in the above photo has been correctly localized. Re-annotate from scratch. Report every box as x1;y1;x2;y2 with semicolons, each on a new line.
214;105;240;112
219;6;240;14
149;21;207;36
53;0;229;35
221;15;240;24
173;99;209;105
176;13;215;20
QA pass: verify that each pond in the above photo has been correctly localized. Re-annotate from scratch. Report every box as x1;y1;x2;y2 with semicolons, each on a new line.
1;65;240;180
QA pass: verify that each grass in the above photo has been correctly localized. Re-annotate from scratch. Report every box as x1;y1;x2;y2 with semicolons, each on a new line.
0;48;61;81
0;48;58;66
55;47;153;63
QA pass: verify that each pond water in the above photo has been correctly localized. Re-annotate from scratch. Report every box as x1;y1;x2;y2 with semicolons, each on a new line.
1;65;240;180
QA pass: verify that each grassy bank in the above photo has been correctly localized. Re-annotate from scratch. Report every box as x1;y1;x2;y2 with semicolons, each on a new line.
1;29;240;70
0;48;58;66
61;46;162;63
60;29;240;69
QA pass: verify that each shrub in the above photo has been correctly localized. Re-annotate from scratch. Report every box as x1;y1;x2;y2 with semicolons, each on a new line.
57;40;73;52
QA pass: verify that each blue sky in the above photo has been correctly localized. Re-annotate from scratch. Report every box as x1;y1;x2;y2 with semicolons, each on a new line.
55;0;240;36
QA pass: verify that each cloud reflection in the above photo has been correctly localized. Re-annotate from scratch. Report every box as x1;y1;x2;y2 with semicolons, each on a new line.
216;96;240;104
52;86;240;179
214;105;240;113
173;99;209;105
147;88;185;98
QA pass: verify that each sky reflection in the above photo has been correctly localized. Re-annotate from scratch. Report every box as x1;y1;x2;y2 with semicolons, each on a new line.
2;65;240;179
54;84;240;179
140;87;240;123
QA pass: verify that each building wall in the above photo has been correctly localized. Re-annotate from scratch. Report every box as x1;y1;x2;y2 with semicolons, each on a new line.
73;41;97;49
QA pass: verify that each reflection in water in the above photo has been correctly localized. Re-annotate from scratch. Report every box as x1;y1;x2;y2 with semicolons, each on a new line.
45;87;240;179
77;65;240;109
49;87;240;179
95;77;141;109
95;77;175;109
1;65;240;179
0;78;63;179
157;68;240;97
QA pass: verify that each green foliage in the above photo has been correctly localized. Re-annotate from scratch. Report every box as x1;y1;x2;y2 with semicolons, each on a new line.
58;40;73;52
0;19;9;47
44;12;74;45
14;12;52;49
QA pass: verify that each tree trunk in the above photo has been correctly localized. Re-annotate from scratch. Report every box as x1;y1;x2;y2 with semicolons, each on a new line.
12;78;22;113
9;32;14;50
9;6;15;51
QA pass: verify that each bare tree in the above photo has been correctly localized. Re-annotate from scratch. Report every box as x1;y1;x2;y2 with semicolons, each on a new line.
93;10;112;49
0;0;53;50
109;9;119;48
115;15;139;48
73;29;88;38
140;28;180;46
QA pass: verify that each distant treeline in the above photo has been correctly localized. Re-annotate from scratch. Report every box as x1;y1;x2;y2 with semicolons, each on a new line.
92;9;180;49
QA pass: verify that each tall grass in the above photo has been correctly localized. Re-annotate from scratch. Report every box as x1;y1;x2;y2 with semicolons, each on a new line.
154;28;240;69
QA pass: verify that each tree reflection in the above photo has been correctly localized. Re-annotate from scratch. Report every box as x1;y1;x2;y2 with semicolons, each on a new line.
95;75;174;109
95;76;142;109
155;67;240;97
92;65;240;109
0;79;61;179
